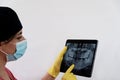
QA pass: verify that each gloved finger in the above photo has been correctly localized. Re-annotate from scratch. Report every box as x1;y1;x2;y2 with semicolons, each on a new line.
66;64;75;73
47;46;68;78
69;73;77;80
58;46;67;58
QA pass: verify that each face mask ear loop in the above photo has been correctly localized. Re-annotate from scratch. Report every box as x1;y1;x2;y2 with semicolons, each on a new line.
0;49;8;55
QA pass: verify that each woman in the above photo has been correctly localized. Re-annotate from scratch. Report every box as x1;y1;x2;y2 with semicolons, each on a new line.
0;7;76;80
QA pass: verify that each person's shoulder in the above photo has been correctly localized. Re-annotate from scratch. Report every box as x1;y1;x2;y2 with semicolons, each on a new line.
0;77;4;80
5;67;17;80
5;67;12;74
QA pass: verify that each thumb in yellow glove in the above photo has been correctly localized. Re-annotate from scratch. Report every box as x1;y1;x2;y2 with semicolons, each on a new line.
62;64;77;80
48;46;67;78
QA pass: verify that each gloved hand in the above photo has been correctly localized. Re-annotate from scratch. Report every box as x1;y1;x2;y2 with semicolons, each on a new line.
62;64;77;80
48;46;67;78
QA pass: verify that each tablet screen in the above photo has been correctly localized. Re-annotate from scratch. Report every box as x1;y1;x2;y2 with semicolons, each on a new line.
60;39;98;77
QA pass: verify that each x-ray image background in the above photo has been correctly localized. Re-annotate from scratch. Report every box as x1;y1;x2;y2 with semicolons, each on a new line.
60;41;97;77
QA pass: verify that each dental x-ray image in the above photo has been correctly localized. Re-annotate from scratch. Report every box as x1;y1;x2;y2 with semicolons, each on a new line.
60;39;98;77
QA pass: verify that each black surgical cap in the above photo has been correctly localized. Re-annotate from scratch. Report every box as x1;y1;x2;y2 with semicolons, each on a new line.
0;7;23;42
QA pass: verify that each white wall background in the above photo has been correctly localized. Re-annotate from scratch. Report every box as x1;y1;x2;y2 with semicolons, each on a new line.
1;0;120;80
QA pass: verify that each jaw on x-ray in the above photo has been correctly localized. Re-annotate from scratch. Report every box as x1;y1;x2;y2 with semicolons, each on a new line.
64;43;96;71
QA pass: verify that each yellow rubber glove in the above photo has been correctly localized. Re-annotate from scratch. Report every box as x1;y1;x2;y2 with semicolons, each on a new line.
62;64;77;80
48;46;67;78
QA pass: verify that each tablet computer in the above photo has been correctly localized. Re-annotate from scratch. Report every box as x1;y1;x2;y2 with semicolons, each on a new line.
60;39;98;77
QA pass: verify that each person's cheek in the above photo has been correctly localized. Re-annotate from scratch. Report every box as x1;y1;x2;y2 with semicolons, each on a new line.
6;43;16;54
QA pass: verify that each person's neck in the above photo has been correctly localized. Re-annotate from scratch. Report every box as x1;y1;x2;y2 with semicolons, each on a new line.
0;51;6;66
0;52;9;79
0;67;11;80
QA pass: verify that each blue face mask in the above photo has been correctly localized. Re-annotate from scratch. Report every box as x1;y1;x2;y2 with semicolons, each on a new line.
0;40;27;62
